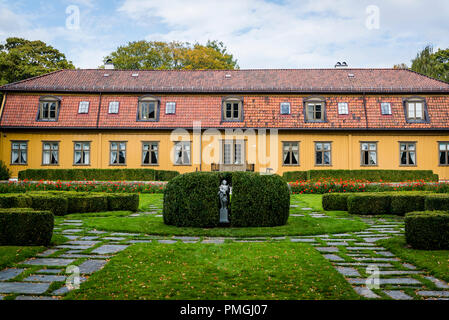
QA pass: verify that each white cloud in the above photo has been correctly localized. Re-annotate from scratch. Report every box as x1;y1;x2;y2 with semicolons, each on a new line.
118;0;449;68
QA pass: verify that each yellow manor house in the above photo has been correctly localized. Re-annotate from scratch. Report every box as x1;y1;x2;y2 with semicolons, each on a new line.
1;67;449;179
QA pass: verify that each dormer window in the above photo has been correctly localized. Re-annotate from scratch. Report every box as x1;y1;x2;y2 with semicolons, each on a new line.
404;97;428;122
37;96;60;121
138;96;159;121
222;97;243;121
304;96;326;122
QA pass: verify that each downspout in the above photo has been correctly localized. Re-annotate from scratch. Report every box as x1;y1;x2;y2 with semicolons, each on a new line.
362;92;368;129
0;92;8;124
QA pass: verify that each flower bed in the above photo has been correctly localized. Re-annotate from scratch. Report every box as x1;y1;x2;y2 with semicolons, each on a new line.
0;180;166;194
289;178;449;194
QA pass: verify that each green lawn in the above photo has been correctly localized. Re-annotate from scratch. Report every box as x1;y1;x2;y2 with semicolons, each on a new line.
0;233;67;269
79;194;367;237
66;242;360;300
379;236;449;283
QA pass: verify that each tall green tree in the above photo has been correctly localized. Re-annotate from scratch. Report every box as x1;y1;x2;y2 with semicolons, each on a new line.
0;37;75;85
103;40;239;70
410;45;449;83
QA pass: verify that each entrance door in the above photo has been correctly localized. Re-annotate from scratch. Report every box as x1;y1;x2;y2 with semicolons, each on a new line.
220;140;245;171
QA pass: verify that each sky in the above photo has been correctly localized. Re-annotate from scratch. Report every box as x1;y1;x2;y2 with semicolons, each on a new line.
0;0;448;69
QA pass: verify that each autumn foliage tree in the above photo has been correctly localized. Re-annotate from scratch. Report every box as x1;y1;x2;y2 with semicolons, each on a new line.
0;37;75;85
103;40;239;70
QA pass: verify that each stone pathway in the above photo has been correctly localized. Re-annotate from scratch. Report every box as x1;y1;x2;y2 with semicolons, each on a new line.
0;198;448;300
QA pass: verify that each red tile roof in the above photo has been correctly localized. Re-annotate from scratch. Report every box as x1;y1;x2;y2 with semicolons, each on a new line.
1;93;449;130
1;68;448;94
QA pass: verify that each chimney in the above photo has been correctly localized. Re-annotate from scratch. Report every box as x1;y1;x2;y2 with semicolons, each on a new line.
105;59;114;70
335;61;348;68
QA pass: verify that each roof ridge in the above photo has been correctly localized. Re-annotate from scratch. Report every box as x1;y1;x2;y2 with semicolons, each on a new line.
64;68;402;72
0;69;66;89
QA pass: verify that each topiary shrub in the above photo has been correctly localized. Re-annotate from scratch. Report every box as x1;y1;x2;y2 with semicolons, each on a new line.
390;193;427;216
163;171;290;228
163;172;221;227
106;193;139;212
424;194;449;211
0;160;11;180
283;171;308;182
65;193;109;214
0;208;54;246
29;194;68;216
322;193;353;211
0;193;32;208
347;194;391;215
230;172;290;227
405;211;449;250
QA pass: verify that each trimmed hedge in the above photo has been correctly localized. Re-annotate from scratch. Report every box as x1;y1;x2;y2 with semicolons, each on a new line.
0;191;138;215
322;193;353;211
163;171;290;228
29;193;69;216
323;191;433;215
405;211;449;250
163;172;221;228
0;194;32;208
283;169;438;182
424;194;449;211
282;171;307;182
18;168;179;182
347;194;391;215
106;193;139;212
0;208;54;246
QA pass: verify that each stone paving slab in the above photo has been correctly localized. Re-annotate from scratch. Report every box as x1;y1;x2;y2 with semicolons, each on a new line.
323;254;344;261
315;247;339;253
24;275;67;282
353;287;380;299
348;278;422;285
0;268;24;281
0;282;50;294
417;291;449;297
67;240;101;246
78;260;108;274
353;257;399;262
79;236;99;240
110;232;141;237
402;263;417;270
103;237;126;241
425;276;449;289
127;240;153;244
202;239;225;244
290;238;316;243
63;235;80;240
334;263;393;268
15;295;59;300
363;237;390;243
22;258;76;267
158;240;177;244
378;270;422;275
38;249;59;257
336;267;360;277
59;254;111;259
56;245;93;250
62;229;83;233
383;290;413;300
91;245;129;254
346;247;385;251
87;230;107;234
36;269;62;274
325;242;350;246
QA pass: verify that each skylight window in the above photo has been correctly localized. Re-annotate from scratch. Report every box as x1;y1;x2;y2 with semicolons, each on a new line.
381;103;391;115
108;101;119;114
166;102;176;114
280;102;291;115
338;103;348;115
78;101;89;114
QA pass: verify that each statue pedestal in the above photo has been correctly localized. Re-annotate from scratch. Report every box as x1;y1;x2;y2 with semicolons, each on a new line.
219;208;229;224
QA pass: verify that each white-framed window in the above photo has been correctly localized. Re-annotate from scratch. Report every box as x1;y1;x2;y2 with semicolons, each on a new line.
338;103;349;115
361;142;377;166
74;142;90;165
174;141;191;165
406;101;424;120
280;102;291;115
108;101;119;114
78;101;89;114
42;142;59;165
381;103;391;115
166;102;176;114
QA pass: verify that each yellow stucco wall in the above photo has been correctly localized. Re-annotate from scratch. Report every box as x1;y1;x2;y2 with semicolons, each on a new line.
1;129;449;179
